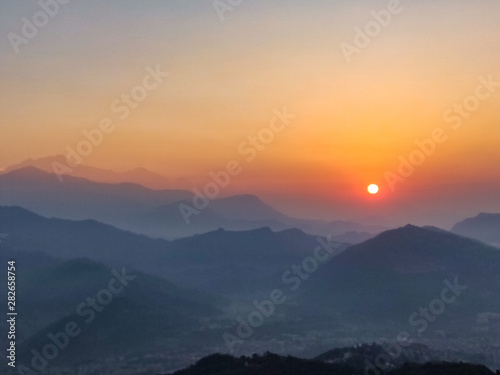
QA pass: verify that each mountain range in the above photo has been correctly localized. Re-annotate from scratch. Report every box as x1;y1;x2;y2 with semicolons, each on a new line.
2;183;500;372
1;155;182;190
0;167;386;239
0;206;347;297
5;205;500;367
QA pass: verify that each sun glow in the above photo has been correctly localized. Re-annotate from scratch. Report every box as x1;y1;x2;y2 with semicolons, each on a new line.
368;184;379;195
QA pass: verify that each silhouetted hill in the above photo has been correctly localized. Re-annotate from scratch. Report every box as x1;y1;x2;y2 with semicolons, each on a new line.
0;205;168;266
0;206;346;297
327;224;499;273
167;352;358;375
316;343;439;370
165;352;497;375
15;257;220;367
162;227;347;295
451;213;500;247
301;225;500;329
391;362;496;375
316;343;499;372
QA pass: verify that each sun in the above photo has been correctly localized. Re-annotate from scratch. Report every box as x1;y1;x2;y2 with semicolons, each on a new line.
367;184;379;195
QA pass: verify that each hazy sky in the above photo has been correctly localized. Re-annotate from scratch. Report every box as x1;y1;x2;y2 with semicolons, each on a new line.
1;0;499;225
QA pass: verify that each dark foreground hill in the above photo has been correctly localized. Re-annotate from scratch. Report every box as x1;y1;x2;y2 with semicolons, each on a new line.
315;343;500;373
391;362;498;375
165;352;498;375
167;352;359;375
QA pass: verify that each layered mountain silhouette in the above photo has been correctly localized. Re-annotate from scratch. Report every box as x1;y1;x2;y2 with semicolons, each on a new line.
5;206;500;320
0;206;346;296
299;225;500;333
1;155;181;189
0;167;191;232
0;167;386;239
13;258;220;367
3;205;500;371
451;213;500;247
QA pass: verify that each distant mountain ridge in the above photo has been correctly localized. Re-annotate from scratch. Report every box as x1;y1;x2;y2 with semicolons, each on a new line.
0;167;387;239
0;205;347;296
451;213;500;247
1;155;181;189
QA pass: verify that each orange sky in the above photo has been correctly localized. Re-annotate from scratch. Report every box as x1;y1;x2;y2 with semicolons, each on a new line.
1;0;500;226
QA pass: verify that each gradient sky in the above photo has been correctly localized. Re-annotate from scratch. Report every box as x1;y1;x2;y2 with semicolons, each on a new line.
1;0;500;226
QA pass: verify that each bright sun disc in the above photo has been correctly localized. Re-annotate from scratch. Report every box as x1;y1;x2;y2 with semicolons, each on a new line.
368;184;379;194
